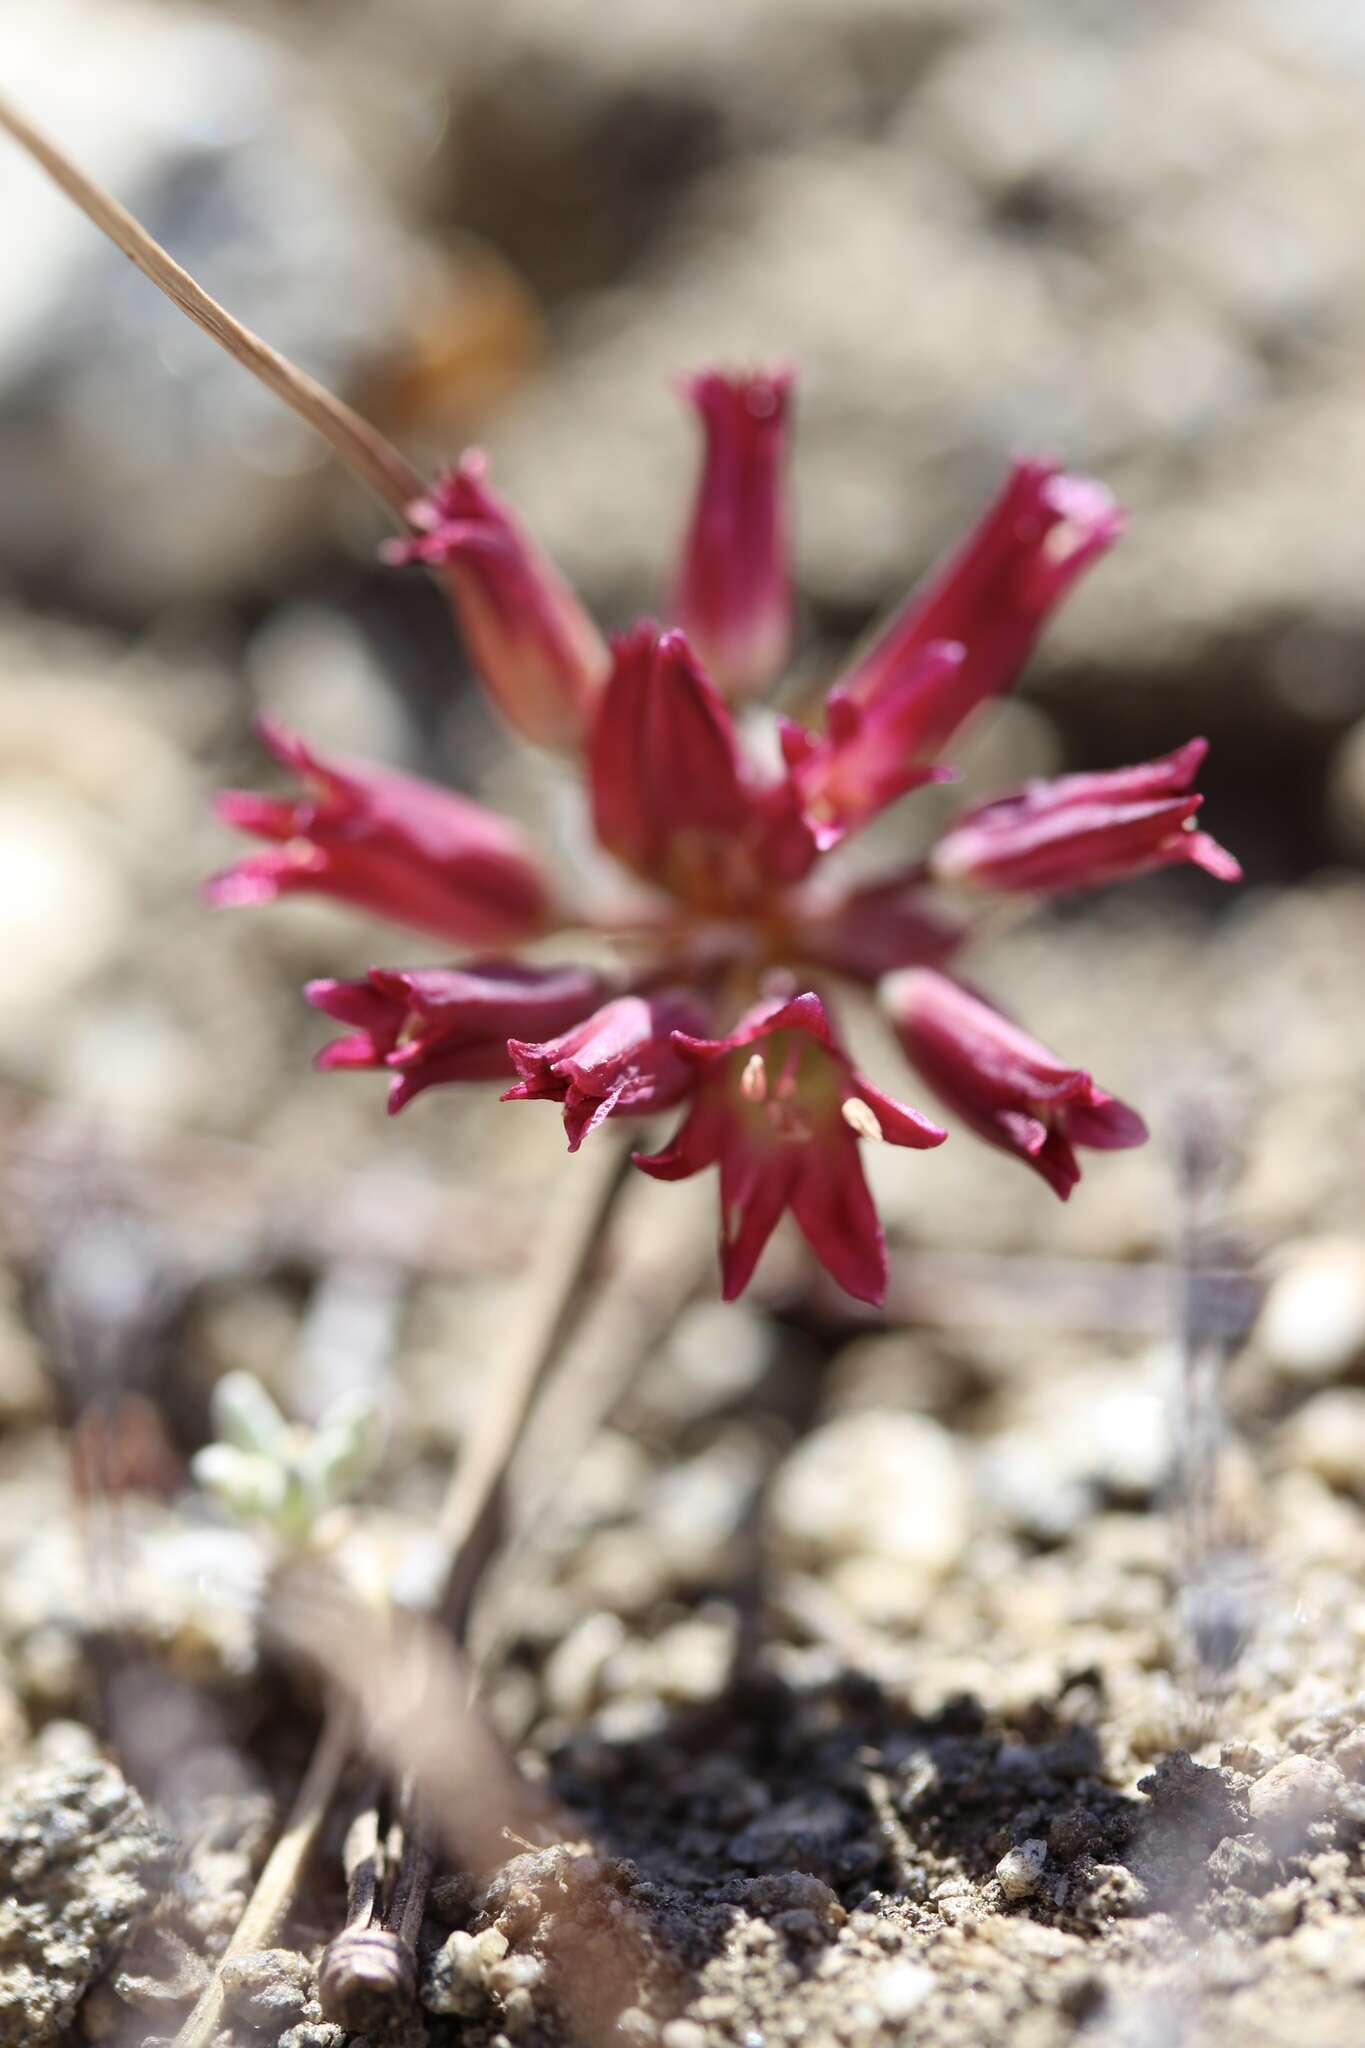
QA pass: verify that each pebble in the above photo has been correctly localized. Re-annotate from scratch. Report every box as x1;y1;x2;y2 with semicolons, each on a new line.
646;1608;738;1705
646;1438;767;1582
767;1410;969;1577
929;1876;983;1926
278;2026;347;2048
422;1927;510;2017
0;786;131;1052
995;1840;1048;1900
615;2008;658;2043
221;1949;315;2028
637;1299;778;1425
870;1962;937;2019
1;1514;264;1707
1249;1755;1343;1832
1258;1241;1365;1382
661;2022;708;2048
543;1612;629;1721
1331;1726;1365;1780
1288;1919;1365;1984
730;1793;851;1870
1283;1390;1365;1495
974;1360;1171;1547
489;1954;547;1998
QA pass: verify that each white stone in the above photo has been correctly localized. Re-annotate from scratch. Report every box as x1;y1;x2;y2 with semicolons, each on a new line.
871;1962;937;2020
995;1839;1049;1900
661;2024;707;2048
542;1612;628;1721
1284;1390;1365;1495
0;785;130;1031
1249;1754;1342;1830
767;1410;969;1577
1258;1240;1365;1381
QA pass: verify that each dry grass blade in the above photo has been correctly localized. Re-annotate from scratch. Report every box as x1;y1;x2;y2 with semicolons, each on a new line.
0;90;425;521
172;1705;355;2048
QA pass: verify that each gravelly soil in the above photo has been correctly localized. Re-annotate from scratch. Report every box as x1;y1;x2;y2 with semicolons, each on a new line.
2;637;1364;2044
4;4;1365;2042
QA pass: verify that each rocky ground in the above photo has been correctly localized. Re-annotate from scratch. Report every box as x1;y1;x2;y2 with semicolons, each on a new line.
5;2;1365;2045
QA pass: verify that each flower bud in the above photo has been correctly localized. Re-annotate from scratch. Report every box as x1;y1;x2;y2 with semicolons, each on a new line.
386;454;609;748
672;367;795;699
885;970;1147;1198
306;959;610;1113
208;718;553;946
930;739;1241;893
587;624;760;908
778;640;961;847
835;460;1123;758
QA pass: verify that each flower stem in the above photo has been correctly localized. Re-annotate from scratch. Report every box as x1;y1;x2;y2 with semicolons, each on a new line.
0;90;426;522
438;1124;635;1637
179;1134;635;2042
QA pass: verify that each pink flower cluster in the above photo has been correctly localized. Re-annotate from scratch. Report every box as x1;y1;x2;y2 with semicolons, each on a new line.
210;369;1239;1304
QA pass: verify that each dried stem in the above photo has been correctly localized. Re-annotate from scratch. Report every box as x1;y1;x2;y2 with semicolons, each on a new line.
182;1134;635;2041
174;1704;355;2048
0;91;425;521
319;1772;429;2029
437;1126;635;1640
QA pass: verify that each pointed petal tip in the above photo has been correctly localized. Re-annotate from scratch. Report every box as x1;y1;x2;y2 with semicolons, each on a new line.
202;867;280;909
845;1273;887;1310
1190;834;1243;883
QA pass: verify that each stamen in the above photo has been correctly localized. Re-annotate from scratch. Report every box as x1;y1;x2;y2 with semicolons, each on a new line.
841;1097;883;1142
775;1040;803;1101
740;1052;768;1103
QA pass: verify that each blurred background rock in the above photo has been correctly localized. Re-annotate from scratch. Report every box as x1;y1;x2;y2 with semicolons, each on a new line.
2;0;1363;1253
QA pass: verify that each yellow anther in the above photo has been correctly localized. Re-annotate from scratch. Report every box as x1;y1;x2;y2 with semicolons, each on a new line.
841;1096;883;1142
740;1052;768;1103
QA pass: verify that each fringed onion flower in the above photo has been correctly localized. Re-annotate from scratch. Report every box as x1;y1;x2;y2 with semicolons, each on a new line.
212;367;1239;1304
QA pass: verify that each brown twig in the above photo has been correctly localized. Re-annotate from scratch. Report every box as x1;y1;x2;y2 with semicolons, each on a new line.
318;1773;430;2030
0;90;425;521
173;1704;356;2048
